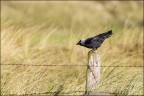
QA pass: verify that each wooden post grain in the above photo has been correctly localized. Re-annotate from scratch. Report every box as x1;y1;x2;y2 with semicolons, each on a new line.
85;50;101;95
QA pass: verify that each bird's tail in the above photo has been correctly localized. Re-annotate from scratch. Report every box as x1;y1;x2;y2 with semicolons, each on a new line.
99;30;113;39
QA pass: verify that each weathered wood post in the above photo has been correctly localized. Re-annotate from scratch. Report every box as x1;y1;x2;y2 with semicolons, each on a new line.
85;50;101;95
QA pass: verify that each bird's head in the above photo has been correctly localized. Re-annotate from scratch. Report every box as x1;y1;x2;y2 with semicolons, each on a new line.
76;39;85;46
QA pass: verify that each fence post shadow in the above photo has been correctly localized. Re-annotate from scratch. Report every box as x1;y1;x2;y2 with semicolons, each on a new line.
85;50;101;95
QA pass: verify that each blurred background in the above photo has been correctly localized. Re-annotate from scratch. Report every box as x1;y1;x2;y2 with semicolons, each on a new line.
1;1;143;95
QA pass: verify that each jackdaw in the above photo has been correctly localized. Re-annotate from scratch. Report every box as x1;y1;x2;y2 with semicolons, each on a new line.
76;30;113;51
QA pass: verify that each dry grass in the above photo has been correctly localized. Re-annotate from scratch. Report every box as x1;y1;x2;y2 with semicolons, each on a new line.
1;1;143;95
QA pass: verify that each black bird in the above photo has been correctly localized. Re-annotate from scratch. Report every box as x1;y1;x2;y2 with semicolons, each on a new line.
76;30;113;51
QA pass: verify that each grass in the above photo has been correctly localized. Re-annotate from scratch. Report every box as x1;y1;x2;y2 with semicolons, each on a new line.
1;1;143;95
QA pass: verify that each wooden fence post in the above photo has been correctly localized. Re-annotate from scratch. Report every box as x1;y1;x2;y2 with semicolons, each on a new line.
85;50;101;95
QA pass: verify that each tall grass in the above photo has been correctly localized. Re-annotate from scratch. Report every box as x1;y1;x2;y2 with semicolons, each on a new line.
1;1;143;95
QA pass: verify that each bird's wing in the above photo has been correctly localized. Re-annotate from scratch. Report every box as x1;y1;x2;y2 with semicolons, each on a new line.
92;36;101;42
91;36;104;46
84;38;93;44
95;30;113;39
84;37;102;45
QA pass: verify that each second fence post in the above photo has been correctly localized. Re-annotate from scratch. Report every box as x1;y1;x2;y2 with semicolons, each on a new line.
85;50;101;95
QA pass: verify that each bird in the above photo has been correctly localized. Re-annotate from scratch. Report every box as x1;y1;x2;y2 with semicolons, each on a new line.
76;30;113;51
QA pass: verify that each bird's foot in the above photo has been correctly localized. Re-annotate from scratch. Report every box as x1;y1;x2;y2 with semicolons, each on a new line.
90;49;100;54
88;50;96;55
90;50;94;52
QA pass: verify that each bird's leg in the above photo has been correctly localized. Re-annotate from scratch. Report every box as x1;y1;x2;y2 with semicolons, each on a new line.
93;48;97;52
89;48;97;55
93;48;100;55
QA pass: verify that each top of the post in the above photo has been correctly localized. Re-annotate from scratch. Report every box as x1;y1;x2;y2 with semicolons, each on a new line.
88;50;100;55
88;50;100;59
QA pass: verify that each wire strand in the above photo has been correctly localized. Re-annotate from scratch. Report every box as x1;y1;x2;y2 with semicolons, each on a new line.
1;64;143;67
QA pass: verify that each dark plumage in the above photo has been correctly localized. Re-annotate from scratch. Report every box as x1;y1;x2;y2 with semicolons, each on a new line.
76;30;113;51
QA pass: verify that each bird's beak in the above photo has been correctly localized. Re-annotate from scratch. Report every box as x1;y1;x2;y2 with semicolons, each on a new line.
76;42;80;45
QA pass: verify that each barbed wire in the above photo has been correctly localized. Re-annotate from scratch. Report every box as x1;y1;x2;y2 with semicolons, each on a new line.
1;63;143;67
1;91;123;95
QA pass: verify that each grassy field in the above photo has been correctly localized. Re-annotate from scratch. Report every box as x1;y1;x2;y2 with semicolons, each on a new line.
1;1;143;95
